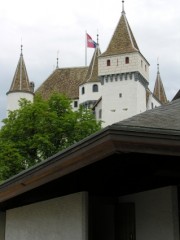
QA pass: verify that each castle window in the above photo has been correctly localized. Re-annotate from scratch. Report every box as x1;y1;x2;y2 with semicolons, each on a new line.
151;102;154;109
82;87;85;95
119;93;122;98
107;59;111;66
92;84;98;92
74;101;78;108
125;57;129;64
145;65;147;71
141;60;143;67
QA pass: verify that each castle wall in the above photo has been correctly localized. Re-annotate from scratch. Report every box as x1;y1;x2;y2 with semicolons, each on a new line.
6;92;33;113
98;52;149;81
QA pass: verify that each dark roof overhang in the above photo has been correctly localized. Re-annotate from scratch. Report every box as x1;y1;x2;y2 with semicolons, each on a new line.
0;124;180;209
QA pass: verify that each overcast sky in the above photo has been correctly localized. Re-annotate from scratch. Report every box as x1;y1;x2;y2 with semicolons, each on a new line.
0;0;179;124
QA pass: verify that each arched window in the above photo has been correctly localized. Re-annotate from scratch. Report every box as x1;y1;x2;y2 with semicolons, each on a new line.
125;57;129;64
107;59;111;66
82;86;85;95
93;84;98;92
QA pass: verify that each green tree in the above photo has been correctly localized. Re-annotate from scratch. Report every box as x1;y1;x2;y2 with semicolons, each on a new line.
0;93;101;181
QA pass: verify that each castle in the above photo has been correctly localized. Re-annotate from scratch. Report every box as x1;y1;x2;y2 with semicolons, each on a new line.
6;1;167;127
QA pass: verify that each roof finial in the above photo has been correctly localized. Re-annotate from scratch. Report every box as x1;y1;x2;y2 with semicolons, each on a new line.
20;38;23;55
56;50;59;69
20;44;23;56
157;57;160;73
96;29;99;46
122;0;125;14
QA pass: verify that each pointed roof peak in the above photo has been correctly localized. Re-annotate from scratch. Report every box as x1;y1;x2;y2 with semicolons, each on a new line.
83;46;101;84
101;8;139;57
153;62;168;104
7;46;34;94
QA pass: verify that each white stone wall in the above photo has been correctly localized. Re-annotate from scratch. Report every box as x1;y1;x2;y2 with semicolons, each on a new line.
6;92;34;114
5;192;88;240
94;98;102;122
119;186;179;240
98;52;149;81
79;82;101;105
100;76;146;127
147;93;161;110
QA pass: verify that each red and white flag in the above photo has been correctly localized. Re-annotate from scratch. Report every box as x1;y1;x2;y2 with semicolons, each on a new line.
86;33;97;48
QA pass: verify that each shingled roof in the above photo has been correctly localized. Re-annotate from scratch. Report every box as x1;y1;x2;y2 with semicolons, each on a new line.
172;90;180;101
116;98;180;131
81;46;101;84
153;64;168;104
7;46;33;94
36;67;88;99
100;9;139;57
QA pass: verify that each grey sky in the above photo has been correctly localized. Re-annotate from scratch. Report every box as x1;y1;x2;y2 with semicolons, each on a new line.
0;0;179;124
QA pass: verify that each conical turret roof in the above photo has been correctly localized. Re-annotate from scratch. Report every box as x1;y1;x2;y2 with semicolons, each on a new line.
7;46;33;94
101;6;139;57
83;45;101;84
153;64;168;104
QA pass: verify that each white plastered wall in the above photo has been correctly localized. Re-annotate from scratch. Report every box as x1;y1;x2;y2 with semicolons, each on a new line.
5;192;88;240
98;52;149;81
101;78;146;127
79;82;101;105
119;186;179;240
6;92;33;114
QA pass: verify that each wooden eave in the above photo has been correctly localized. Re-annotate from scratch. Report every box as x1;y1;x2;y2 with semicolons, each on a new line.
0;125;180;205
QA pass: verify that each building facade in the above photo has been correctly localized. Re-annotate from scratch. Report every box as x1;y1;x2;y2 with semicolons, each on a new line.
7;3;167;127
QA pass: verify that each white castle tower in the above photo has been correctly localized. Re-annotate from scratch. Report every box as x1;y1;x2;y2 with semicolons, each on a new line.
79;38;102;109
6;45;34;113
97;1;150;127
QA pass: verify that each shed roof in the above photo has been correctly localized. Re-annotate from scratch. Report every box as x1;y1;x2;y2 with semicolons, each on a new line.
0;99;180;209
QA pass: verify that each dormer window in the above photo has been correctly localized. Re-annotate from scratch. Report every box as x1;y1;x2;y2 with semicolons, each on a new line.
92;84;98;92
107;59;111;66
125;57;129;64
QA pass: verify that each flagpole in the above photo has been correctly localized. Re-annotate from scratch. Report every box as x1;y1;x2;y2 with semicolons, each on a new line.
85;30;87;66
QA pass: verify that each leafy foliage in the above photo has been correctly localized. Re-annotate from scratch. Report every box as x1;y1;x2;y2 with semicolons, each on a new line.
0;93;101;181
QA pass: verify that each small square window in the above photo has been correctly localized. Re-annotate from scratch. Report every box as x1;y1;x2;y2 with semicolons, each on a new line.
74;101;78;108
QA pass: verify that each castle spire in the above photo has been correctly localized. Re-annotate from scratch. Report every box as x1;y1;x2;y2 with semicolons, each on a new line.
6;45;34;112
7;45;32;93
101;0;139;57
153;61;168;104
